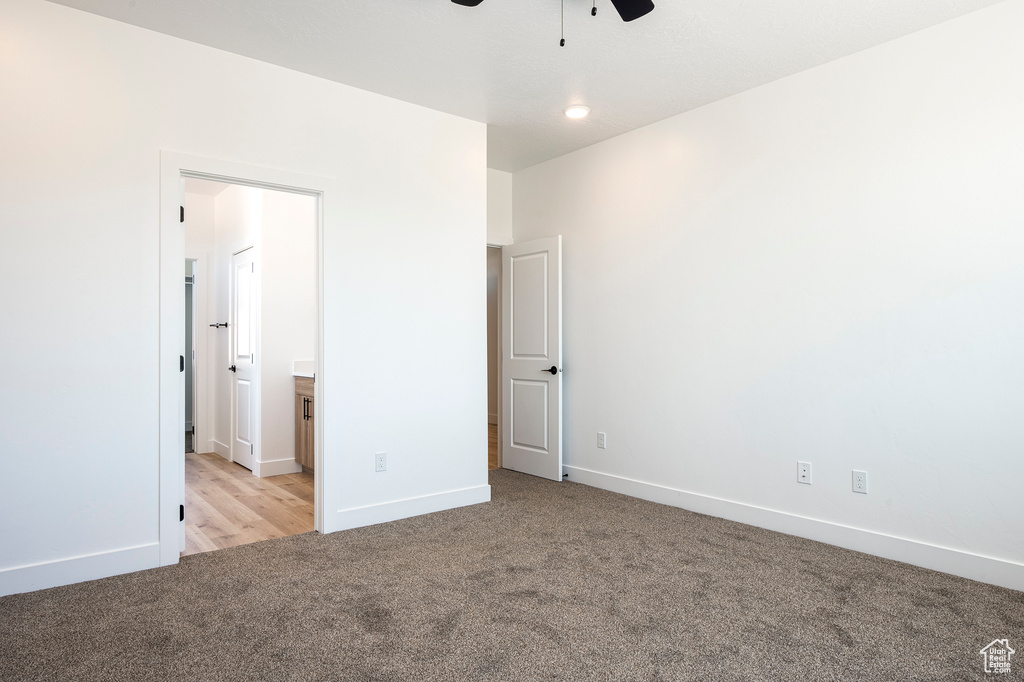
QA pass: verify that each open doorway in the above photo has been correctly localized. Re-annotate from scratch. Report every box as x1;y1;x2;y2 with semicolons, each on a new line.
487;245;501;471
181;178;318;556
159;151;335;568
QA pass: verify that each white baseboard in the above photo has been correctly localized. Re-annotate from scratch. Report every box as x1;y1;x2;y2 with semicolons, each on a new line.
212;439;230;460
256;458;302;477
564;465;1024;593
328;484;491;533
0;542;160;597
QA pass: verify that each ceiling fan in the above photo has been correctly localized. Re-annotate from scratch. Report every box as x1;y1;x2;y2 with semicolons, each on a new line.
451;0;654;23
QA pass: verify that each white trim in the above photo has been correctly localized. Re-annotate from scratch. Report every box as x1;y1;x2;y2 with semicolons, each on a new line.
494;247;503;469
564;465;1024;592
211;439;231;460
161;150;335;569
184;252;210;457
255;458;303;477
330;485;491;532
313;172;325;536
0;543;159;597
183;260;197;445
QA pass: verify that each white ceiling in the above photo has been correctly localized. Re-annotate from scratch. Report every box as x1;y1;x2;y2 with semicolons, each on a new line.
50;0;1002;171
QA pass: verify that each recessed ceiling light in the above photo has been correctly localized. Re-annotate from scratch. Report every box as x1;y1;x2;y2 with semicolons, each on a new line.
564;105;590;120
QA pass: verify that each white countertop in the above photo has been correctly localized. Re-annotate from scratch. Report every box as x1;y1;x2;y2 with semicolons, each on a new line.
292;360;315;379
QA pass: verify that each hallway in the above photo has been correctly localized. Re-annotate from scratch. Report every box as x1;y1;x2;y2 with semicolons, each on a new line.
183;451;314;556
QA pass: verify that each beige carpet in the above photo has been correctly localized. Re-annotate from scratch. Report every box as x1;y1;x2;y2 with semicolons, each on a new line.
1;470;1021;681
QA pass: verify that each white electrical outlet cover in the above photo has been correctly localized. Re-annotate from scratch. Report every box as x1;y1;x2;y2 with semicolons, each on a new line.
798;461;812;485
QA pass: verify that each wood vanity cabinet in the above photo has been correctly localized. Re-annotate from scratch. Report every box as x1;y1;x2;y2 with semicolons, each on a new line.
295;377;315;472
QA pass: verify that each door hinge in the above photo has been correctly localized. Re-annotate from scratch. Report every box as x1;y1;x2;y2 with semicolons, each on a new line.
179;504;184;522
180;355;185;372
180;206;184;223
191;425;195;436
250;443;254;455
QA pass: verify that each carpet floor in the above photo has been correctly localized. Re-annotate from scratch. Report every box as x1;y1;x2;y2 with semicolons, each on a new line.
1;470;1021;681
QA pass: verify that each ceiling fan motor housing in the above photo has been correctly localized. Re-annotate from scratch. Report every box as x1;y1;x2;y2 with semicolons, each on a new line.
450;0;655;22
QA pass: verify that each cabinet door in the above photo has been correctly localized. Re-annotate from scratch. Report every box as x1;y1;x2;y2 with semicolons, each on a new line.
295;394;309;468
304;396;315;472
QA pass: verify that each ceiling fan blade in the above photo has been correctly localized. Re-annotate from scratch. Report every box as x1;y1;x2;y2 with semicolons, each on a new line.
609;0;654;22
451;0;653;22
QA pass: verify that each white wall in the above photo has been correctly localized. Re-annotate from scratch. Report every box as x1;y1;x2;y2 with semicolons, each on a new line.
184;193;216;255
260;189;317;474
486;168;512;422
513;1;1024;590
487;169;513;246
0;0;488;595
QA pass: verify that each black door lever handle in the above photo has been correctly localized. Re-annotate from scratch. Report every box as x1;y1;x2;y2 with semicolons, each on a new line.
229;365;237;373
542;365;559;375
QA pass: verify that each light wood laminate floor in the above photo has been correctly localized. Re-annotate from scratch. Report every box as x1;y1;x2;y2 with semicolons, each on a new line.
187;425;495;556
183;451;313;556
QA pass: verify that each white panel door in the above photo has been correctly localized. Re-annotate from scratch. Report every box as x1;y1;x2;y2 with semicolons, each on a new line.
502;236;562;481
231;248;257;471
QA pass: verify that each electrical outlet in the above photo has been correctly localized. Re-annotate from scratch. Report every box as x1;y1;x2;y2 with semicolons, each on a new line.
375;452;387;473
798;461;812;485
852;470;868;494
597;432;607;449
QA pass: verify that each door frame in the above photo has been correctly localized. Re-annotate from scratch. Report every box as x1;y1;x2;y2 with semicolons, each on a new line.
184;256;208;454
159;151;335;566
486;244;504;469
184;266;195;434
